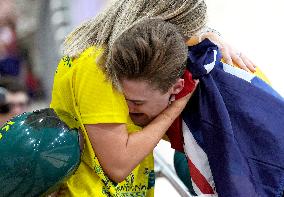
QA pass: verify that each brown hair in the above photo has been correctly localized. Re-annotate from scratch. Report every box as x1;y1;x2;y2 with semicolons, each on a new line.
111;19;187;93
63;0;207;84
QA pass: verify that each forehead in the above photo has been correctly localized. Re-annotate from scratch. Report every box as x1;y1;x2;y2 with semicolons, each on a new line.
120;79;163;100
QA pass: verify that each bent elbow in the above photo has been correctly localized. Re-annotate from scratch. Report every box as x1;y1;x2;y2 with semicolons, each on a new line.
111;174;128;183
105;167;131;183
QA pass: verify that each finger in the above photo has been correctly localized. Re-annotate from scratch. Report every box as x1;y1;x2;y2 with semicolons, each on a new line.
240;53;256;67
220;47;233;66
222;53;233;66
241;56;256;72
232;55;251;72
233;52;256;72
240;53;257;71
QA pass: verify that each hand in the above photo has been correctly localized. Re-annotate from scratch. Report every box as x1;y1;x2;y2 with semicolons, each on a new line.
165;79;199;118
200;32;256;73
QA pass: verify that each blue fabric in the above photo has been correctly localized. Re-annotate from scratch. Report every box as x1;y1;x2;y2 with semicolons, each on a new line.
183;39;284;197
251;77;283;100
0;56;21;76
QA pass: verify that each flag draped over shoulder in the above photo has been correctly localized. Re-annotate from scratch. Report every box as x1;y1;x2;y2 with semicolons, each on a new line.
167;39;284;197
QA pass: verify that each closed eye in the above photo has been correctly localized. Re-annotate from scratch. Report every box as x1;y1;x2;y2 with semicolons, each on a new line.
126;99;145;106
133;102;144;106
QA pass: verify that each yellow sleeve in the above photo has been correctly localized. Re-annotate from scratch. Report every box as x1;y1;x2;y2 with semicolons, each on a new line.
73;47;129;125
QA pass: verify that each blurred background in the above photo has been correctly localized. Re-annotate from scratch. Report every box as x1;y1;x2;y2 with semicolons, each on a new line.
0;0;283;196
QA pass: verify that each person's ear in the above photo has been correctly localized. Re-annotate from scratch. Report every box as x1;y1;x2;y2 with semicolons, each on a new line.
170;79;184;95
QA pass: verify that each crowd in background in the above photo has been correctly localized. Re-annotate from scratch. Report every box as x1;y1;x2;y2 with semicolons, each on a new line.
0;0;44;125
0;0;114;126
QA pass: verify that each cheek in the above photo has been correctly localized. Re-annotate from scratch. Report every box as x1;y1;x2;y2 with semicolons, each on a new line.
149;100;169;116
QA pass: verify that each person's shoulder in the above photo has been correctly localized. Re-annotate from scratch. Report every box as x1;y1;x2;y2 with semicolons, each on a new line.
74;46;104;63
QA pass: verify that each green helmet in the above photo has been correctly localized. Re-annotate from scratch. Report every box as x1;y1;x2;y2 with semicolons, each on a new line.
0;108;81;197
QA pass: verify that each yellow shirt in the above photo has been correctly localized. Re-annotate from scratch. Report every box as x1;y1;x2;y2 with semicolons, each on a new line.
50;47;155;197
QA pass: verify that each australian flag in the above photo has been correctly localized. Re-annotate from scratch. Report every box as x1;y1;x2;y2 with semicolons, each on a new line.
167;39;284;197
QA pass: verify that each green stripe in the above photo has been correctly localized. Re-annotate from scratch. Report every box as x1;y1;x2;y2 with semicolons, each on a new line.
174;150;198;196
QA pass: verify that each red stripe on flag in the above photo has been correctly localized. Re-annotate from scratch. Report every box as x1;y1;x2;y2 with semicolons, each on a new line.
187;158;215;194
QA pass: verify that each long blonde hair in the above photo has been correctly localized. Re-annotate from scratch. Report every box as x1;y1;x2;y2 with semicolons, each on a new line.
63;0;207;82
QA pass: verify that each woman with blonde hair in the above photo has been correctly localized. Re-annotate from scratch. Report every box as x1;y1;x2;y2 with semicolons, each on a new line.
50;0;255;196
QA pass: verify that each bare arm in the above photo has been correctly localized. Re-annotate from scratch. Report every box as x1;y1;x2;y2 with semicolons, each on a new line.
85;87;196;183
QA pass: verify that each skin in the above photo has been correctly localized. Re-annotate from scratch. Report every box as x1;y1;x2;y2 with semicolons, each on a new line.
49;83;195;196
84;79;197;183
83;33;254;184
187;33;256;73
121;79;185;127
6;91;29;116
0;91;29;125
50;26;257;197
